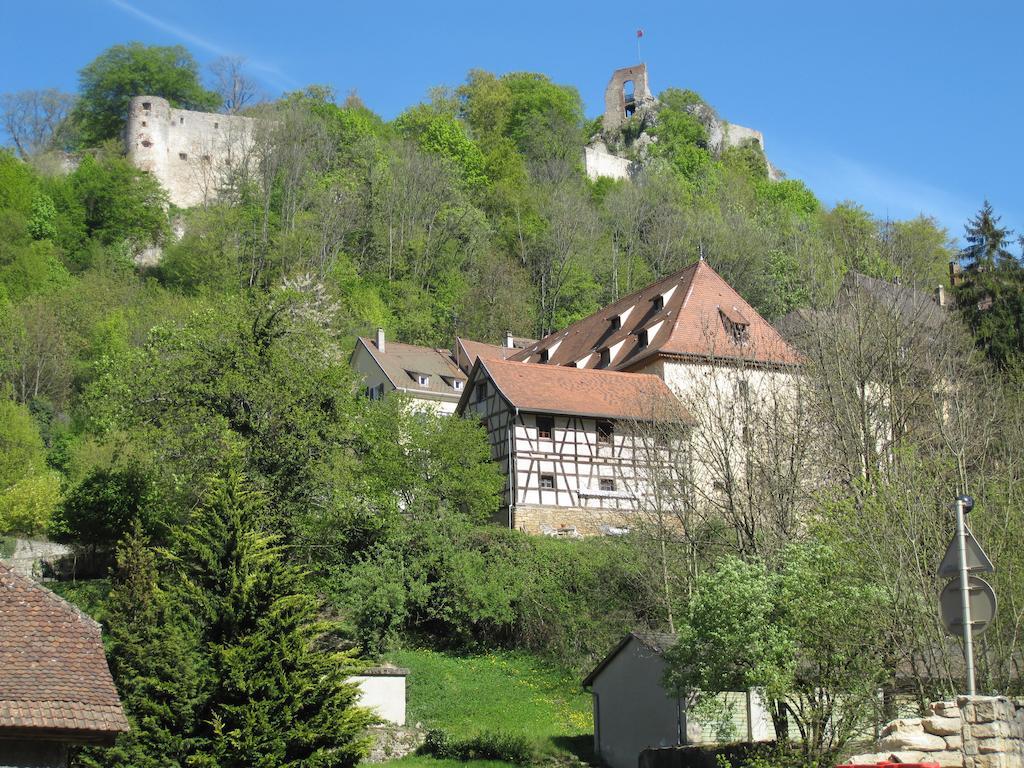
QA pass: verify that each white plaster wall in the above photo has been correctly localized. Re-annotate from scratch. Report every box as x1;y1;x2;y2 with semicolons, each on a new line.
350;675;406;726
125;96;255;208
584;146;633;182
592;637;682;768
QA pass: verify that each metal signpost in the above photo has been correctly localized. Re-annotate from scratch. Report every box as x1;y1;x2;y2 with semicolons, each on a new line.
938;495;996;696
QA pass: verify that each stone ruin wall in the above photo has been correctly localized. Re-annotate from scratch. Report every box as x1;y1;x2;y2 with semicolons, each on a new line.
846;696;1024;768
124;96;256;209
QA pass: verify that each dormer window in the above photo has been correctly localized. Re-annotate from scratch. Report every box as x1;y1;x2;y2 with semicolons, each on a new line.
720;306;750;345
599;349;611;367
637;329;648;348
610;315;621;331
453;379;464;391
539;349;549;363
408;371;430;387
652;295;664;311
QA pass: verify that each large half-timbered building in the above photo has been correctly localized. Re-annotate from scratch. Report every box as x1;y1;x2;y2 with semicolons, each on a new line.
456;358;687;536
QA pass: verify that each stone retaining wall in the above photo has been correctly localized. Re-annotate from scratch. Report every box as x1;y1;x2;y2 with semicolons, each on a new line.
846;696;1024;767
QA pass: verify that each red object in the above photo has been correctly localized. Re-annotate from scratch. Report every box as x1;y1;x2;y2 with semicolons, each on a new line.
836;762;940;768
636;29;644;38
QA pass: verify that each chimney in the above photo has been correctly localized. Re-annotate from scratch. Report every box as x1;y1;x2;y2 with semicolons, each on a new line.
936;285;946;307
376;327;386;353
505;330;514;349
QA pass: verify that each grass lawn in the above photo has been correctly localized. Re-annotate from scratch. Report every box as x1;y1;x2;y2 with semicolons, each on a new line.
390;648;593;762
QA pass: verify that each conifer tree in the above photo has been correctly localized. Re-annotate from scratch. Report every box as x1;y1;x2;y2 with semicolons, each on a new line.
960;200;1017;272
79;478;375;767
170;474;375;768
75;521;208;768
955;202;1024;368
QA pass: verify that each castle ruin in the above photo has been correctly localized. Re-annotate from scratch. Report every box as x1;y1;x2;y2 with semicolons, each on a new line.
124;96;256;208
585;64;780;182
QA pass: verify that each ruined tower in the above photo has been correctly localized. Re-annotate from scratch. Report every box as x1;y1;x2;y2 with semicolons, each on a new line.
601;64;653;133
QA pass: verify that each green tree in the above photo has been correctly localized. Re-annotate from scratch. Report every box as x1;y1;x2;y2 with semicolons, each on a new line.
172;475;375;766
51;465;160;549
960;200;1016;272
74;523;208;768
72;42;220;146
664;545;888;760
954;203;1024;368
85;287;360;534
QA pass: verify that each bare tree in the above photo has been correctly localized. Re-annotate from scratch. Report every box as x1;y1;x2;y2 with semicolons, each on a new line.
1;89;75;159
209;56;260;115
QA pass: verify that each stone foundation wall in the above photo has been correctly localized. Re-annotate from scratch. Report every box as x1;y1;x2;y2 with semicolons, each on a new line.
846;696;1024;767
513;505;631;538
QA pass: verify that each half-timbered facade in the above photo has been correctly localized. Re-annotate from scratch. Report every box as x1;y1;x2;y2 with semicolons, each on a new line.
456;358;689;537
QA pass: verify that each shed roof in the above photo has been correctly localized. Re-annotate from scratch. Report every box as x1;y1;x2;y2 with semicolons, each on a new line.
459;358;688;422
0;563;129;742
512;260;801;371
354;337;466;400
582;631;678;688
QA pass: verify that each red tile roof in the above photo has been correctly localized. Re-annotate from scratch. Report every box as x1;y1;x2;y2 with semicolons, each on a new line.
0;564;129;742
512;260;801;370
465;358;689;422
453;337;537;373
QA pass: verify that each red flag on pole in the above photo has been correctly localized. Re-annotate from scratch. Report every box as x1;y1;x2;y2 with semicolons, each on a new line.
636;29;644;38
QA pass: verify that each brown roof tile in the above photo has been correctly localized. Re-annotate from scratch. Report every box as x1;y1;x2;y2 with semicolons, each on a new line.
463;358;688;422
353;337;466;399
512;260;801;370
0;564;129;741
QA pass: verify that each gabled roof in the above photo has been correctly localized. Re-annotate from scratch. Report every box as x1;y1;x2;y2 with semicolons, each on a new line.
453;337;525;374
353;337;466;400
0;563;129;742
582;631;678;688
457;358;688;422
511;260;801;371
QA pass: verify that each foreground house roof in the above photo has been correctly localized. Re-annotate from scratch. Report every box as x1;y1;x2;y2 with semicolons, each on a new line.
353;336;466;400
0;564;129;743
458;358;688;422
512;260;801;370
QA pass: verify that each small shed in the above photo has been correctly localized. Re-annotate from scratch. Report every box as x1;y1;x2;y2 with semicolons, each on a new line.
349;664;409;726
584;632;685;768
583;632;774;768
0;563;129;767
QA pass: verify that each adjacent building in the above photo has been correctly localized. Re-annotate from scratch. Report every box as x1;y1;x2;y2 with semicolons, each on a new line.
0;563;129;766
350;329;469;415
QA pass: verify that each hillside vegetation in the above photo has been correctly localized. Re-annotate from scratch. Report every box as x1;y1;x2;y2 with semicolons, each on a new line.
2;41;1024;768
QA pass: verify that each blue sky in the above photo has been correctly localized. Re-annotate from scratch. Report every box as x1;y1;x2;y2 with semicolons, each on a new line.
1;0;1020;242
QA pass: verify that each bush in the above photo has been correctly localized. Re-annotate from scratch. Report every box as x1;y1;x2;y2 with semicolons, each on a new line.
421;728;534;765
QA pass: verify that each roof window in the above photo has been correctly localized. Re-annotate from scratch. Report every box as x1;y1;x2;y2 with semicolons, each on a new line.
652;294;664;311
610;315;621;331
637;328;648;348
417;374;430;386
720;306;750;345
539;349;549;363
599;349;611;367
